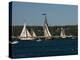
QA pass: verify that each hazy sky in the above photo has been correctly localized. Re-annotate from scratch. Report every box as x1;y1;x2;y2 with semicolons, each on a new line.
12;1;78;26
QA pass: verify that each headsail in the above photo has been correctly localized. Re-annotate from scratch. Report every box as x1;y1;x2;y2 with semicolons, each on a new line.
31;29;37;38
26;28;32;38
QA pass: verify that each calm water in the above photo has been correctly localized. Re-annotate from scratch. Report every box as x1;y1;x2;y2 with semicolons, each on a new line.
10;38;78;58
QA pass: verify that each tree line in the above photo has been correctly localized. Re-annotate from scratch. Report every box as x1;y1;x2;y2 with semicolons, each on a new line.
12;25;78;36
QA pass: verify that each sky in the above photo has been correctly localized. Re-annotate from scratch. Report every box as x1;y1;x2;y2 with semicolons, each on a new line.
11;1;78;26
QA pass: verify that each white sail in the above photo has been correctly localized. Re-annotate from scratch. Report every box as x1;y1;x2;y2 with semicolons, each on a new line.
60;28;66;38
26;28;32;38
43;16;52;38
31;29;37;37
20;23;27;38
44;23;52;37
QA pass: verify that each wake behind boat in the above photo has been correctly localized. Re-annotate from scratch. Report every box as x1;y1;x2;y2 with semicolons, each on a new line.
9;40;19;44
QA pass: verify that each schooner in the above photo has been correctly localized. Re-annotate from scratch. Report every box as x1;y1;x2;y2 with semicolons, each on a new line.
19;23;37;40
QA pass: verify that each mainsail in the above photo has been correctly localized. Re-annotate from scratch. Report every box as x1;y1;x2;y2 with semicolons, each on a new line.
43;15;52;38
20;23;27;38
60;28;66;38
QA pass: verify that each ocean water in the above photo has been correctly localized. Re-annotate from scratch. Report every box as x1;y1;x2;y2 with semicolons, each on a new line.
10;38;78;58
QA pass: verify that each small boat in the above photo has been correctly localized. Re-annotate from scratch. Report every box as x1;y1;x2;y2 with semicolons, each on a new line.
67;34;73;38
67;35;76;39
36;39;42;42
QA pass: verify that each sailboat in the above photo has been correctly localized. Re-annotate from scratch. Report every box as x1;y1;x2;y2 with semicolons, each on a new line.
19;23;35;40
60;28;66;38
43;14;53;40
